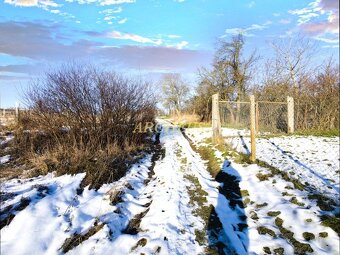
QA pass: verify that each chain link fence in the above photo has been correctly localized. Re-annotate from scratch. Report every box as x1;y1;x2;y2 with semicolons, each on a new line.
217;99;290;137
219;101;250;130
256;101;288;135
212;93;339;199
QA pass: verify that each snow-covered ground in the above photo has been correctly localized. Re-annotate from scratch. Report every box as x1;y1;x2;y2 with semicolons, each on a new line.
1;124;339;255
186;127;340;254
186;128;340;200
1;123;217;255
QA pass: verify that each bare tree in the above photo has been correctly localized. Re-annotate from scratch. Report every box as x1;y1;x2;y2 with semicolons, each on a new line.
270;34;316;91
161;73;190;115
214;34;258;123
270;34;317;126
191;34;258;122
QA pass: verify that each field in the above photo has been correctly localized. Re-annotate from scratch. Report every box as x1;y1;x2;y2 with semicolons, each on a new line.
1;121;339;255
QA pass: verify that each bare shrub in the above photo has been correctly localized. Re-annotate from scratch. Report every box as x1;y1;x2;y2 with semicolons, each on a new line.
255;58;339;131
15;64;156;187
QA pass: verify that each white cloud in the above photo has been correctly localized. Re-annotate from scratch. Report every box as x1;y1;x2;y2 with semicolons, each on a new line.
101;7;124;23
223;28;255;37
104;16;116;21
4;0;59;7
322;44;339;48
289;8;320;25
50;9;60;14
288;0;339;44
118;18;128;24
100;7;123;14
314;34;339;44
107;31;162;45
223;21;272;37
247;1;255;8
3;0;80;21
99;0;135;6
65;0;134;5
175;41;188;49
168;34;181;39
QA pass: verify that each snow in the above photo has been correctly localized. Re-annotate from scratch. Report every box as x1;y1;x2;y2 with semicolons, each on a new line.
1;173;85;255
0;134;14;146
187;127;340;254
0;155;11;164
1;124;339;255
186;127;340;200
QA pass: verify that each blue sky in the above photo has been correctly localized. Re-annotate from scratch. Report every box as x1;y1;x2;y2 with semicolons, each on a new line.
0;0;339;107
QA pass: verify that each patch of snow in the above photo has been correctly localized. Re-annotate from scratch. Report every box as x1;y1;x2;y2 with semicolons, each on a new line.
0;155;11;164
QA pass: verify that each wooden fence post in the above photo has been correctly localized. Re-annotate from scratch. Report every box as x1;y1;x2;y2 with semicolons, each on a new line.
287;96;294;133
212;93;221;141
250;95;256;162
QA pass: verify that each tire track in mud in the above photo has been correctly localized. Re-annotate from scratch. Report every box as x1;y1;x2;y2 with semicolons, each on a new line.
180;128;248;255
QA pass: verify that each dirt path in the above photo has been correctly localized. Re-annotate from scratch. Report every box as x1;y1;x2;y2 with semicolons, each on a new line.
118;121;247;255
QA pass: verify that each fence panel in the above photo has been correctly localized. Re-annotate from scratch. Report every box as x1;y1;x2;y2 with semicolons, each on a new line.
214;95;291;162
256;101;288;135
219;101;251;131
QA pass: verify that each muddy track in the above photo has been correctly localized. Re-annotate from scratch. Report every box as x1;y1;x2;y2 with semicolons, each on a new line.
122;131;165;236
181;128;247;255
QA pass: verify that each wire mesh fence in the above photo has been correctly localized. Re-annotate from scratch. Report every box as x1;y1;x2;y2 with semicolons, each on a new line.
218;100;289;136
213;94;339;198
212;93;293;161
256;101;288;135
219;101;250;130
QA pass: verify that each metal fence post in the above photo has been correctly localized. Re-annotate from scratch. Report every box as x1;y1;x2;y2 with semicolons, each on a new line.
287;96;294;133
250;95;256;162
212;93;221;141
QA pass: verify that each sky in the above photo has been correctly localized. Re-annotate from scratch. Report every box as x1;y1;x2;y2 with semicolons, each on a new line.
0;0;339;107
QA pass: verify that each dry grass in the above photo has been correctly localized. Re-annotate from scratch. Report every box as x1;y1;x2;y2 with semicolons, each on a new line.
169;113;200;124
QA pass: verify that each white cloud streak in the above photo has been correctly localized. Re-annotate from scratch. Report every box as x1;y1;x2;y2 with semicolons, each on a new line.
61;0;134;5
107;31;162;45
223;21;272;37
4;0;59;7
118;18;127;24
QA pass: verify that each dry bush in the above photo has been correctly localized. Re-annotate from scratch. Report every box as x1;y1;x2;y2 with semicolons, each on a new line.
255;60;339;131
15;64;156;188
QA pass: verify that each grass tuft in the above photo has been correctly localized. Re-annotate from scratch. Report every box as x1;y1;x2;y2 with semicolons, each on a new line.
257;226;277;238
267;211;281;217
302;232;315;241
